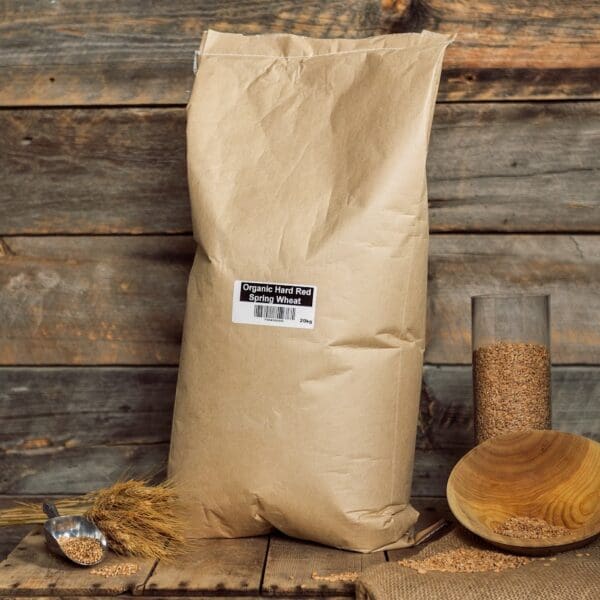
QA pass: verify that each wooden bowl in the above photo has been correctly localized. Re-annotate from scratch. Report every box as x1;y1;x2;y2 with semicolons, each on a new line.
447;430;600;554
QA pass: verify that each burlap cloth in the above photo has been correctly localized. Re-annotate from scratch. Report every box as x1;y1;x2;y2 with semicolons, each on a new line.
356;526;599;600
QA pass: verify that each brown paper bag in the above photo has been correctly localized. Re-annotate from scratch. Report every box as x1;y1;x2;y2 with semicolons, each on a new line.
168;29;452;552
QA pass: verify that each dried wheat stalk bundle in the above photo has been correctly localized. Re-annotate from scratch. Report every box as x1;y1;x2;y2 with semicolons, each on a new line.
0;479;187;561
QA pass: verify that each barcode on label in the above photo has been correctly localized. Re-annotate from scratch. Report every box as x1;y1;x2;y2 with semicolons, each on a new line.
254;304;296;321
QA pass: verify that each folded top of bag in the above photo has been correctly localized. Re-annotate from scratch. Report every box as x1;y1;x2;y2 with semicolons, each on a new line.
200;29;453;59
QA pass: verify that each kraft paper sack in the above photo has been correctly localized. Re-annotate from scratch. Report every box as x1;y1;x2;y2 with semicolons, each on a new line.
169;29;452;552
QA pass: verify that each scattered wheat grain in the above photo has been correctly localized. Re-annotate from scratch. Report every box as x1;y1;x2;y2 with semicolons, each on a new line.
90;563;139;577
311;571;359;582
398;548;530;573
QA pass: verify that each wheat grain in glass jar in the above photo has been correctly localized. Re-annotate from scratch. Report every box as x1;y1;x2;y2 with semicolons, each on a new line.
471;294;551;444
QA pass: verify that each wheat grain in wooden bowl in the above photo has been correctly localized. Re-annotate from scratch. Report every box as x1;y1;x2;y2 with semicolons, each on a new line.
447;430;600;555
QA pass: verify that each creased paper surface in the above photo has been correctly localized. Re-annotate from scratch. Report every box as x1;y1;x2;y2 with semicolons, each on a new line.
169;29;452;552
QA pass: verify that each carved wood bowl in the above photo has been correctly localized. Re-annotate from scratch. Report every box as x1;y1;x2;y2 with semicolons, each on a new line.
447;430;600;555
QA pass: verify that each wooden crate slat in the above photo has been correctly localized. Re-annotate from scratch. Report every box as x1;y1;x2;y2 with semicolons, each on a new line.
0;528;155;596
1;1;599;105
0;235;598;366
1;103;598;234
261;536;385;597
142;537;268;596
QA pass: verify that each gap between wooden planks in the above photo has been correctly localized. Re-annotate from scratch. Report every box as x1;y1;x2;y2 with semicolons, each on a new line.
0;499;450;597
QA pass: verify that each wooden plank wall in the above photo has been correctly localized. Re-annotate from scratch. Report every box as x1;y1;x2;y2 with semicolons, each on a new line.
0;0;599;548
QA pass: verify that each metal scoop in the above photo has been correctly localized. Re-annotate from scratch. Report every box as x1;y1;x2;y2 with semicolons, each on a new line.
43;501;108;566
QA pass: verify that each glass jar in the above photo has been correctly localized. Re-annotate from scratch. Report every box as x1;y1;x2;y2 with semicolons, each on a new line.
471;294;551;444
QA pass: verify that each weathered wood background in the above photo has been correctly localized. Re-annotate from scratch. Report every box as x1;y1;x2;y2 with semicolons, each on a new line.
0;0;599;556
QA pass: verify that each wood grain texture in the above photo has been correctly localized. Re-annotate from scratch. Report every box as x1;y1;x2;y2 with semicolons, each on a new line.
427;234;600;364
143;537;268;596
446;430;600;552
0;109;189;235
0;497;62;563
0;439;457;496
0;236;193;365
262;536;384;596
0;528;155;596
1;1;598;105
0;235;598;365
0;377;600;496
419;366;600;449
1;103;598;234
1;366;598;455
0;367;176;451
0;443;168;496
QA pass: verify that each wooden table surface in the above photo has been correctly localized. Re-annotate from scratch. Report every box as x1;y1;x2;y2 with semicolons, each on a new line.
0;499;450;598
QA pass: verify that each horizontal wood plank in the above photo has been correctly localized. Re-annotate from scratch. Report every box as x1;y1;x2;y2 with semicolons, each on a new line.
262;536;384;596
143;537;268;596
0;235;598;365
420;366;600;449
1;1;598;105
0;444;596;497
0;440;459;496
1;366;598;454
1;103;598;234
0;437;590;498
0;443;168;496
0;367;176;451
0;528;155;596
427;234;600;363
2;363;596;497
0;236;193;365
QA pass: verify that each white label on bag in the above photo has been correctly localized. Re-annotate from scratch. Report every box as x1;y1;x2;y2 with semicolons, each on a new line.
232;280;317;329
